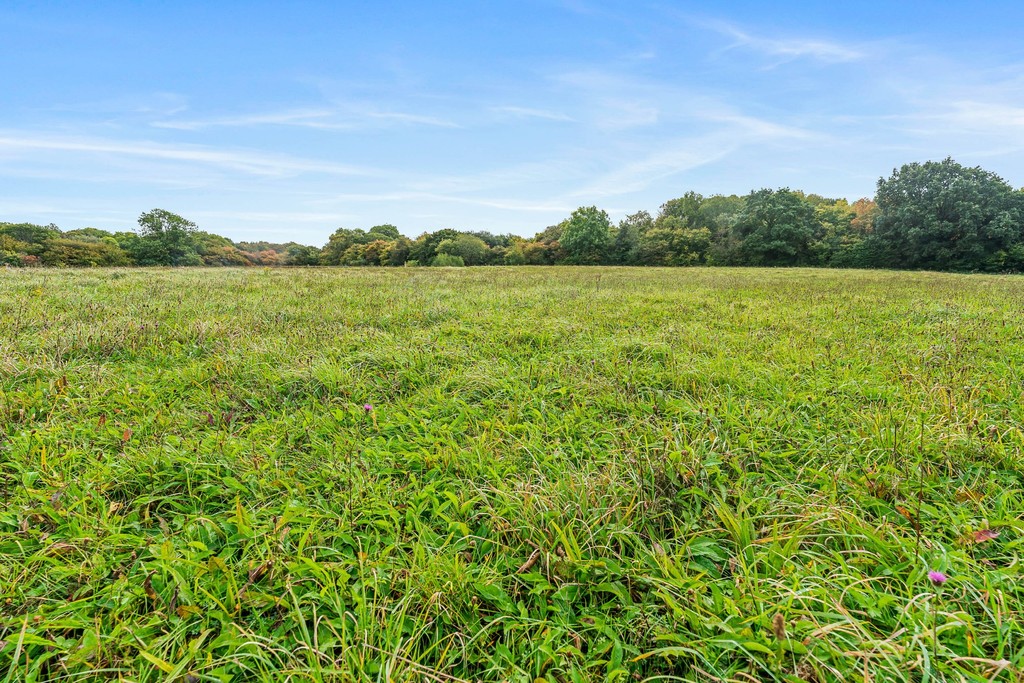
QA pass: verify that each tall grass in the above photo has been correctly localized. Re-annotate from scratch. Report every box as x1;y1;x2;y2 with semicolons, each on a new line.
1;266;1022;681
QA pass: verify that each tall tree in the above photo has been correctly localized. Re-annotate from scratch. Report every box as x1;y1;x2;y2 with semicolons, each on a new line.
639;192;713;265
638;219;712;266
367;224;401;240
285;244;322;266
659;191;704;223
560;206;612;264
408;229;460;265
133;209;201;266
611;210;652;265
733;189;820;266
873;158;1023;271
319;228;373;265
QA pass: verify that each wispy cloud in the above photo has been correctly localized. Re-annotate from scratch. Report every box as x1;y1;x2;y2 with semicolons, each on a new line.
191;210;357;225
319;191;572;213
561;102;821;199
363;110;458;127
0;132;381;178
935;101;1024;136
695;110;819;141
700;19;865;65
489;105;574;122
46;92;190;117
549;69;662;129
844;99;1024;146
0;201;136;220
152;105;459;131
566;141;734;199
151;109;348;131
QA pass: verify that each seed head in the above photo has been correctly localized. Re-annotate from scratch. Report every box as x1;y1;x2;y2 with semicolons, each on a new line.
771;613;787;641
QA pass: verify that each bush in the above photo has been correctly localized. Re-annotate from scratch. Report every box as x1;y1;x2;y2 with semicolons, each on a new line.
431;254;465;267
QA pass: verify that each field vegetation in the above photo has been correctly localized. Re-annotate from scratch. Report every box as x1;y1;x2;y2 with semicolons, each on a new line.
1;266;1023;681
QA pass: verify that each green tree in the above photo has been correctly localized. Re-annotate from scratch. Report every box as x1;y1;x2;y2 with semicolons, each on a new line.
535;222;565;243
386;237;412;266
285;244;322;266
560;206;612;264
40;236;130;267
133;209;201;266
638;219;712;266
0;222;60;247
504;241;528;265
808;199;854;265
873;158;1024;271
436;233;491;265
320;228;373;265
0;234;32;265
338;243;370;266
733;189;820;266
636;192;715;265
409;229;460;265
470;231;514;249
700;194;745;265
523;240;563;265
64;227;113;240
660;192;704;224
191;230;240;265
700;195;745;230
0;222;59;262
611;211;652;264
363;239;392;265
367;224;401;240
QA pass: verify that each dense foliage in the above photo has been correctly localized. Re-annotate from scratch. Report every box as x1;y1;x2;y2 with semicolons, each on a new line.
1;267;1022;681
3;158;1023;272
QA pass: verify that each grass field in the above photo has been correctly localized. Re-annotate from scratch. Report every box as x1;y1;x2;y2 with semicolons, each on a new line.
1;266;1023;682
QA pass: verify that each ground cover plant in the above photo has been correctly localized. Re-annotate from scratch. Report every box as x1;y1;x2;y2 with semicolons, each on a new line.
1;266;1022;682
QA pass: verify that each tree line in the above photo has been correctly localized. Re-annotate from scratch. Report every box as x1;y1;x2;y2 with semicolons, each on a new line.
4;158;1023;272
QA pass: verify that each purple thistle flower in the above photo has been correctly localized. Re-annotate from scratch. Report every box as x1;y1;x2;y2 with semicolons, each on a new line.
363;403;373;412
928;570;947;586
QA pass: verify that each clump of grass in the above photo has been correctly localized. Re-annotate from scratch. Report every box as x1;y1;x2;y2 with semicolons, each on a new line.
1;266;1022;681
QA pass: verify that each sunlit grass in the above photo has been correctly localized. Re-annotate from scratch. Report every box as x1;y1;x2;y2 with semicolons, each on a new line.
1;266;1022;681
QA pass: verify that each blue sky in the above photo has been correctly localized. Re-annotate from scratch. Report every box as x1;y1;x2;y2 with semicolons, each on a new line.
3;1;1024;243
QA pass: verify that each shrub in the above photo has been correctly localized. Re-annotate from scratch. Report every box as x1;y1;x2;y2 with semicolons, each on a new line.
431;253;465;267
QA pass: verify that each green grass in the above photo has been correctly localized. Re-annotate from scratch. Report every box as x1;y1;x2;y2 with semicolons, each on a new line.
1;266;1022;682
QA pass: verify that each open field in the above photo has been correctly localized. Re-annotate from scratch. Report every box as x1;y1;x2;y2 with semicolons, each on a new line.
1;266;1023;682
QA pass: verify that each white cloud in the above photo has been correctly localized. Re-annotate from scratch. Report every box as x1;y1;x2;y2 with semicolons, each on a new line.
151;105;459;131
319;191;572;213
696;110;819;141
46;92;190;117
362;110;459;128
566;141;734;199
489;106;574;122
938;101;1024;135
560;103;821;199
190;210;357;225
700;19;865;64
0;132;381;178
151;109;348;131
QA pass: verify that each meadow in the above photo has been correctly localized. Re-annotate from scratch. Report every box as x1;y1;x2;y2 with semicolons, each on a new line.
1;266;1022;682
